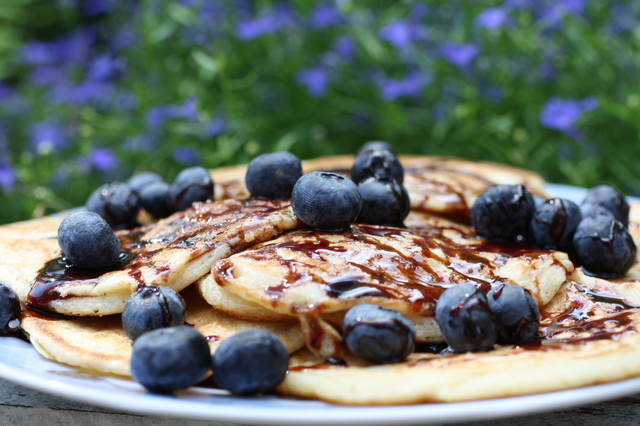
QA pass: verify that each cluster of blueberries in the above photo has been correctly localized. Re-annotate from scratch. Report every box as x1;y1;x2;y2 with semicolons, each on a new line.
471;183;637;279
122;285;289;395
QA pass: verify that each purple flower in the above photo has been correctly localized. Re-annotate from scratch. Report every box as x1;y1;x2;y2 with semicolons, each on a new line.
146;98;200;129
378;70;431;101
334;36;355;62
82;0;111;16
308;3;346;29
440;43;479;68
30;122;67;154
55;27;97;65
0;82;13;99
236;5;296;40
21;41;57;65
0;162;16;192
296;67;330;97
475;7;510;29
89;148;118;171
173;147;200;165
201;117;226;139
378;20;417;49
111;28;137;51
87;54;124;81
539;97;598;139
28;66;67;86
49;80;109;105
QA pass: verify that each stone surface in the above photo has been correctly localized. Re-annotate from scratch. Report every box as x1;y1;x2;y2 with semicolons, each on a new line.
2;378;640;425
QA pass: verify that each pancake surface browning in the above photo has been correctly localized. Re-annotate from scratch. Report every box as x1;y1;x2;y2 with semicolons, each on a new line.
21;199;302;316
21;286;305;377
206;211;572;357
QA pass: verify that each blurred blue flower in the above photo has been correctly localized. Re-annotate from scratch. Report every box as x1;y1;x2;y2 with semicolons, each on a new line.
89;148;118;171
539;97;598;139
378;70;431;101
236;4;296;40
28;66;67;87
173;147;200;165
308;3;346;29
0;83;13;99
55;27;97;65
475;7;510;29
378;20;420;49
0;162;16;192
296;67;330;97
111;28;137;51
49;80;109;105
82;0;111;16
609;4;639;34
30;122;68;155
505;0;535;10
21;41;58;65
87;54;124;81
333;36;355;62
146;98;200;129
201;117;227;139
440;43;479;68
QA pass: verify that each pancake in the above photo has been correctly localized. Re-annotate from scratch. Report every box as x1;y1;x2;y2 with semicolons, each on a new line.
20;286;305;377
206;211;573;357
277;276;640;405
212;155;548;222
2;199;302;316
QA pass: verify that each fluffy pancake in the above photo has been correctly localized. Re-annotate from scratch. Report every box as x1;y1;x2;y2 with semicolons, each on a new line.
4;199;302;316
277;277;640;405
206;211;573;357
20;286;305;377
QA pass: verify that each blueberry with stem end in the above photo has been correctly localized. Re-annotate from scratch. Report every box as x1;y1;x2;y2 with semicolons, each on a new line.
57;210;121;268
357;177;410;227
86;182;140;229
351;149;404;185
471;184;535;242
122;286;187;341
487;284;540;344
168;166;214;211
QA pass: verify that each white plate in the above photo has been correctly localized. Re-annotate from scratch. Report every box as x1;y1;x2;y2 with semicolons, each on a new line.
1;183;639;425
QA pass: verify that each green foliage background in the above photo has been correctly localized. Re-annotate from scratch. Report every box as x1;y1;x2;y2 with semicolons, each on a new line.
0;0;639;224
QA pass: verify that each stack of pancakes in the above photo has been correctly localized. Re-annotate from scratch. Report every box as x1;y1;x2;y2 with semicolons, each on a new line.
1;155;640;405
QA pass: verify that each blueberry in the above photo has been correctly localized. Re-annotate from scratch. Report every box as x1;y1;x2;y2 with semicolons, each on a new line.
122;286;186;341
435;283;497;353
292;172;362;231
168;166;214;211
573;215;637;278
342;304;415;364
356;178;410;227
86;182;141;229
351;149;404;185
487;284;540;344
471;184;535;242
127;172;164;194
57;210;121;268
356;141;398;157
139;181;173;218
530;198;582;251
245;151;303;199
130;325;211;394
581;184;629;226
0;282;21;334
212;330;289;395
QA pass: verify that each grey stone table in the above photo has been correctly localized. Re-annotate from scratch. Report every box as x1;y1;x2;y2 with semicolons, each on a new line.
2;378;640;426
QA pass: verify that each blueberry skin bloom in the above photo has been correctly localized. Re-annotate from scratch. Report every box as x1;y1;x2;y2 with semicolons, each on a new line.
168;166;214;212
212;330;289;395
122;286;187;341
357;141;398;157
487;284;540;344
245;151;303;199
351;149;404;185
581;184;629;226
530;198;582;251
0;282;21;333
57;210;121;268
86;182;141;229
573;215;637;278
435;283;497;353
471;184;535;242
130;325;211;394
342;304;416;364
139;181;173;218
357;178;410;227
292;172;362;231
